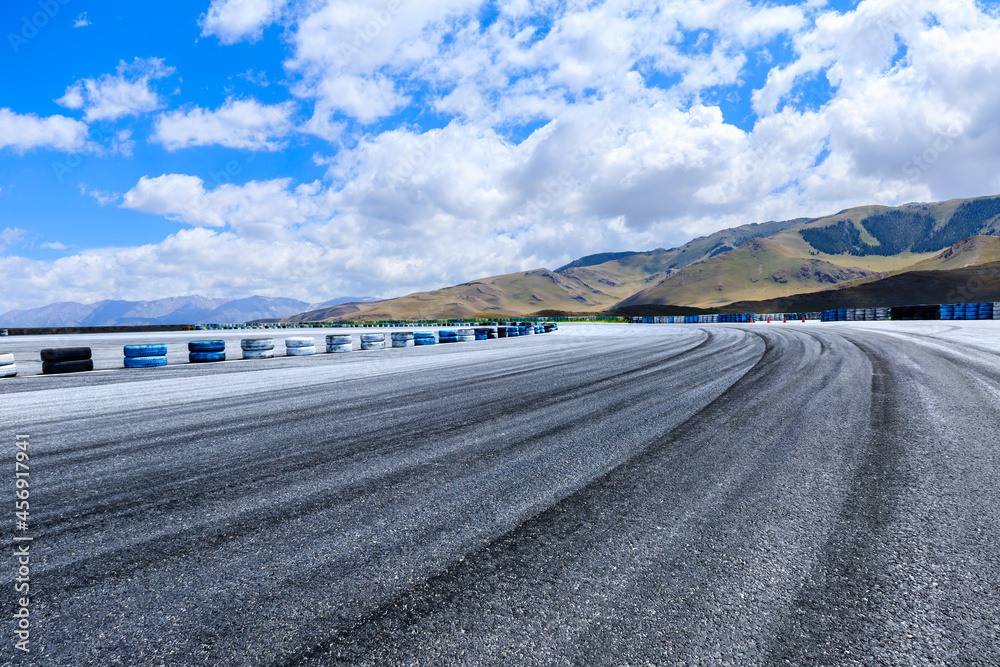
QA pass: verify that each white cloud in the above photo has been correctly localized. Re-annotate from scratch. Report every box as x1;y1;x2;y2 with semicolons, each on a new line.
153;98;296;151
201;0;284;44
121;174;325;240
56;57;175;122
74;12;91;28
0;227;26;253
40;241;70;250
0;109;89;153
79;184;119;206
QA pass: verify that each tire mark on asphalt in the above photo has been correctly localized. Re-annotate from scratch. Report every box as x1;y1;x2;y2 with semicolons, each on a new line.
767;333;909;664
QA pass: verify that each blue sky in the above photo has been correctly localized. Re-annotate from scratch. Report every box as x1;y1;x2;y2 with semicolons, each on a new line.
2;0;1000;311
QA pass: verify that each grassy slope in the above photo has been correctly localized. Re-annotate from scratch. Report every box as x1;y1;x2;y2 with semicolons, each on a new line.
295;269;638;321
722;237;1000;312
614;237;876;309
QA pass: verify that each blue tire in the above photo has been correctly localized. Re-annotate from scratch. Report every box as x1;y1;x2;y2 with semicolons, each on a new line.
124;344;168;357
190;351;226;363
124;355;168;368
414;338;437;346
189;340;225;353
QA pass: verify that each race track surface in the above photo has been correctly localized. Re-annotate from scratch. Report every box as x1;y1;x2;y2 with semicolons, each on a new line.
2;323;999;665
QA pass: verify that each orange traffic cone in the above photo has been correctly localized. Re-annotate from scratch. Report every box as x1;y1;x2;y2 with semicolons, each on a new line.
783;316;787;323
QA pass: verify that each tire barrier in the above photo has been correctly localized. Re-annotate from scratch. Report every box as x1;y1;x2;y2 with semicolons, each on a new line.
995;302;1000;320
188;340;225;363
326;334;353;353
0;352;17;378
122;343;168;369
285;337;316;356
413;331;436;346
876;307;890;320
496;326;509;338
41;347;93;374
438;329;458;343
391;332;415;348
360;333;386;350
242;338;275;360
456;328;475;342
474;327;490;341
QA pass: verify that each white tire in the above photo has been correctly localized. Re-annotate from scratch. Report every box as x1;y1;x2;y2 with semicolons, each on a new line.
456;328;474;336
286;346;316;356
326;335;351;345
456;335;475;342
242;339;275;351
360;333;385;343
0;353;14;366
392;339;415;348
390;332;414;341
360;341;385;350
327;343;353;353
0;364;16;378
285;337;315;348
243;349;275;359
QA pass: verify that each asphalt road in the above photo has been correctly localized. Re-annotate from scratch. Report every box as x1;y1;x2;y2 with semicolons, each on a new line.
2;323;999;665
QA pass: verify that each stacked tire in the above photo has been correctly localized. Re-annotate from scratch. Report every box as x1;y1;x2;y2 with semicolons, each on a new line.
327;334;352;353
474;327;490;341
0;353;17;378
242;338;275;359
940;304;955;320
964;303;979;320
189;340;225;363
876;307;890;321
496;326;509;338
391;332;415;348
124;344;168;368
438;329;458;343
456;328;475;342
413;331;436;346
360;333;385;350
994;302;1000;320
285;337;316;356
978;302;994;320
41;347;93;374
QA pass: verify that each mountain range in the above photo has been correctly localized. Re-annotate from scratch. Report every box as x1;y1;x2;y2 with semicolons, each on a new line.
0;295;378;328
284;194;1000;321
7;194;1000;325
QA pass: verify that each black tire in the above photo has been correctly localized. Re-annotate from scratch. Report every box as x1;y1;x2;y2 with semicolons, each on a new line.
42;359;94;374
41;347;92;362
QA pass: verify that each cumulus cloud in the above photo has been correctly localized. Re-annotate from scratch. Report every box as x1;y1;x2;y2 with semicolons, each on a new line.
153;98;296;151
200;0;284;44
120;174;325;240
56;57;175;122
0;109;89;153
74;12;91;28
